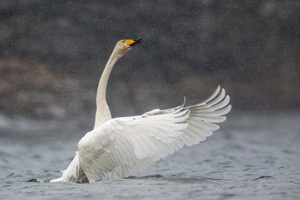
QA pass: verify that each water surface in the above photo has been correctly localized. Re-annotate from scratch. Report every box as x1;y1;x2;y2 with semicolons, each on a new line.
0;113;299;200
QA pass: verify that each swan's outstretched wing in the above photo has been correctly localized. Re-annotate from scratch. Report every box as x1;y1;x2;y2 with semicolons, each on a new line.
78;86;231;183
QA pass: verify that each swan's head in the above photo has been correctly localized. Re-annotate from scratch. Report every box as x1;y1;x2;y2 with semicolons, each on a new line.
113;38;143;58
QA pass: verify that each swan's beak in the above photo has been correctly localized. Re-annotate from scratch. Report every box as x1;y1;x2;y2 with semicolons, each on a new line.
130;38;143;47
124;39;143;47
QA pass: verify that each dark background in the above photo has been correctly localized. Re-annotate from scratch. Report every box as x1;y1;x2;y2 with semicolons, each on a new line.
0;0;299;121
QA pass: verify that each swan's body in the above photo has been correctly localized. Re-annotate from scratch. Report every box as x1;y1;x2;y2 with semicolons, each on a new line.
50;39;231;183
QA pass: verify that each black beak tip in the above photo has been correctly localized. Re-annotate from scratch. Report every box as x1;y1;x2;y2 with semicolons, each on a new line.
130;38;143;47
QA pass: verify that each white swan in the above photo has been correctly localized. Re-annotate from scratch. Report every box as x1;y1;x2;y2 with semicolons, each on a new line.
50;39;231;183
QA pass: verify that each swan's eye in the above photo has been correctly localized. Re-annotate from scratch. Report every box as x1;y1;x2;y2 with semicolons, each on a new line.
122;40;125;43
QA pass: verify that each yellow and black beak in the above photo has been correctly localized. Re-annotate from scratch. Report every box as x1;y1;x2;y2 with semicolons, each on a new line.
124;38;143;47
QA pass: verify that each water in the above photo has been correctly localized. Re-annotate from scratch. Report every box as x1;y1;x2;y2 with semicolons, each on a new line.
0;113;299;200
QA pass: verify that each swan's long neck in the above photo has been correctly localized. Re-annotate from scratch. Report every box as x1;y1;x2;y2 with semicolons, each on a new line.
93;52;120;129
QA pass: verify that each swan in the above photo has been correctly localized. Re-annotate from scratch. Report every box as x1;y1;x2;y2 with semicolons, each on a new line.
50;38;231;183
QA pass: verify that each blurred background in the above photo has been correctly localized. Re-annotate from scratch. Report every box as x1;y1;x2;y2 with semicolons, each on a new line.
0;0;299;137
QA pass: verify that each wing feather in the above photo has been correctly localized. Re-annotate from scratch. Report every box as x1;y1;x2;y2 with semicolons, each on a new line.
78;87;231;182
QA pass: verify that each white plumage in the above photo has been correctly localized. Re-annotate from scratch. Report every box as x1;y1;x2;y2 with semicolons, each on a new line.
50;39;231;183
